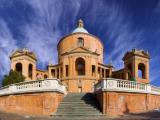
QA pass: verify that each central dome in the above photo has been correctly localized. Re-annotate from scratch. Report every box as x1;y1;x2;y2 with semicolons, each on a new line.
72;19;89;34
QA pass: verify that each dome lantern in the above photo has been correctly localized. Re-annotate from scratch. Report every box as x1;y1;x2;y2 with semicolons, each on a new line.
72;19;89;34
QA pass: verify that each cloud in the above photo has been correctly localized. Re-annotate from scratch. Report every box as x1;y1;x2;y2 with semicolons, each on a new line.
0;18;17;77
88;2;144;69
21;0;81;68
0;0;159;86
22;0;144;71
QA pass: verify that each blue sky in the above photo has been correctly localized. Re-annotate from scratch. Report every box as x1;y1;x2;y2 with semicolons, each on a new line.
0;0;160;86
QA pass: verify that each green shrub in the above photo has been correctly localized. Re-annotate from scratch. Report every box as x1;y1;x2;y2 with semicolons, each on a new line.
2;70;25;86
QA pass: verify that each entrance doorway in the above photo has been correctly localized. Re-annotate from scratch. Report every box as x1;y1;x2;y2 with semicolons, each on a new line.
78;87;82;93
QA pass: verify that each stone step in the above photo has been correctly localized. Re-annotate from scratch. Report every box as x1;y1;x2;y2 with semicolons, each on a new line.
55;113;103;116
55;111;102;115
58;105;99;109
56;109;100;112
53;118;109;120
57;107;100;111
54;93;102;119
59;102;98;105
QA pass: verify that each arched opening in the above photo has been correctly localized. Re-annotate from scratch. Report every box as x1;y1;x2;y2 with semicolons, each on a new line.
36;73;39;79
77;37;84;47
127;64;132;80
138;63;145;79
75;57;85;76
44;74;48;79
28;64;33;79
15;63;22;74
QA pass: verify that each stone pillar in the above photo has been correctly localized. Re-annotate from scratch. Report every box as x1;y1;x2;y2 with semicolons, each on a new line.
48;68;51;79
32;64;36;80
63;65;65;78
55;68;57;78
22;62;29;80
132;60;136;79
69;57;72;77
146;62;149;80
59;67;61;78
109;68;112;77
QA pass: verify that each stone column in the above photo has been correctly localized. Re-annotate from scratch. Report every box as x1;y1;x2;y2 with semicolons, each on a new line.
69;56;72;77
23;61;29;80
32;64;36;80
63;64;66;78
48;68;51;78
59;67;61;78
109;68;112;77
55;68;57;78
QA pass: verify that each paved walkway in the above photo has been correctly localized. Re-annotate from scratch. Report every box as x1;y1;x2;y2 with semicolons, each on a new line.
0;110;160;120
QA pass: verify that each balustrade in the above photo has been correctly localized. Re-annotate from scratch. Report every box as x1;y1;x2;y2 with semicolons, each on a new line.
0;79;66;96
94;78;160;94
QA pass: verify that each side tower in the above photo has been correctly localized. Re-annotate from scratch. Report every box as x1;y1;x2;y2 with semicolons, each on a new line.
10;48;37;80
123;49;150;83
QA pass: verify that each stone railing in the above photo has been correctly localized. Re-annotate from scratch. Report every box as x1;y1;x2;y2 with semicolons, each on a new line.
0;79;67;96
95;78;152;94
151;86;160;95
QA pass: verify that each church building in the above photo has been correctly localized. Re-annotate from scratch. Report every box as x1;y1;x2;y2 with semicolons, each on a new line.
9;20;150;93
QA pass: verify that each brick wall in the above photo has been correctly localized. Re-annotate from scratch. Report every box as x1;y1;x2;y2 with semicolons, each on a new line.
0;92;64;116
95;91;160;116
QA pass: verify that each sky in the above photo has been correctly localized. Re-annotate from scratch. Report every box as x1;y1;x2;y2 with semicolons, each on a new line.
0;0;160;86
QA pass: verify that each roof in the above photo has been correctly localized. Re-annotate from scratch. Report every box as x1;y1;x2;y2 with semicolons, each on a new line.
122;49;150;61
10;48;37;60
72;19;89;34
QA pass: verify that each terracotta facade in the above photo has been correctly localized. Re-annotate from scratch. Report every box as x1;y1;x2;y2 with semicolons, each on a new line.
0;92;64;116
10;20;150;92
95;91;160;116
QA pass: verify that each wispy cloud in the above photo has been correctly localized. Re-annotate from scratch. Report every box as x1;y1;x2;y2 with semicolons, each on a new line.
0;18;17;77
22;0;81;68
0;0;159;86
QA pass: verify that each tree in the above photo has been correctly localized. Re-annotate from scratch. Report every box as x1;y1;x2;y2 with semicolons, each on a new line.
131;77;136;82
2;70;25;86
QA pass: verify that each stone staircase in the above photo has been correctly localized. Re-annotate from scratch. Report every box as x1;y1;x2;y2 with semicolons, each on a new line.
53;93;108;120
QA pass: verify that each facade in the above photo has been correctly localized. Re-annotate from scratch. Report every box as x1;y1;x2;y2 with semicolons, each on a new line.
10;20;150;92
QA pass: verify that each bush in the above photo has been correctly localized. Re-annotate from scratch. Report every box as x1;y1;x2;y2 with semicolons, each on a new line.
2;70;25;86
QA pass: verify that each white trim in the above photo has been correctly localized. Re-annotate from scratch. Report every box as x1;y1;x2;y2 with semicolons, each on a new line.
0;79;67;96
94;78;160;95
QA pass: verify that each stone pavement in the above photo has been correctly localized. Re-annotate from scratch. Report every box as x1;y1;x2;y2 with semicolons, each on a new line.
0;110;160;120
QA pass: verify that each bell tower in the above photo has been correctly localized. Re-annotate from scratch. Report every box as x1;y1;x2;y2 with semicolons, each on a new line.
10;48;37;80
123;49;150;83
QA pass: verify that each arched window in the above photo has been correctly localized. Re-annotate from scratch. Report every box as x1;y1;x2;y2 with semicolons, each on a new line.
138;63;145;79
75;57;85;76
28;64;33;79
77;37;84;47
15;63;22;74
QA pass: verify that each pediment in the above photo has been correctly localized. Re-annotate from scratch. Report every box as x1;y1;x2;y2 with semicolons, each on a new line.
10;51;22;57
70;47;91;53
123;50;150;61
10;50;37;60
62;47;99;56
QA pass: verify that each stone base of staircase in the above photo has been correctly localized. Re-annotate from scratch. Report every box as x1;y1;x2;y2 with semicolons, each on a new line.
53;93;108;120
